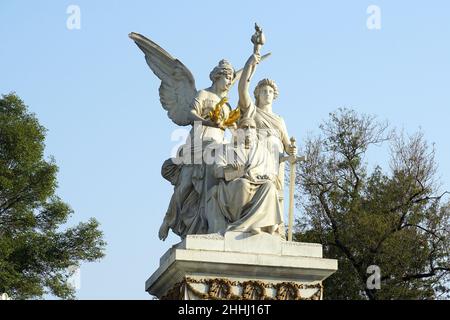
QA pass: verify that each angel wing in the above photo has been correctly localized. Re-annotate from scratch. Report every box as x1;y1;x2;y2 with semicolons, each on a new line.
129;32;197;126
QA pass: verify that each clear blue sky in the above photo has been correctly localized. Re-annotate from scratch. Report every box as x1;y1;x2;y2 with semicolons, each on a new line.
1;1;449;299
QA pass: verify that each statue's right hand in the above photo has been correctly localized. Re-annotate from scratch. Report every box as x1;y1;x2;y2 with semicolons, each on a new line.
247;53;261;66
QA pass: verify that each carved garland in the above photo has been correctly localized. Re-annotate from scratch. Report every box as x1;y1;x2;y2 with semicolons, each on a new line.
160;277;322;300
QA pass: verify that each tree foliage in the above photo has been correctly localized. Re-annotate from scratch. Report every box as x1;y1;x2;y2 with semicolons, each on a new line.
294;108;450;299
0;93;106;299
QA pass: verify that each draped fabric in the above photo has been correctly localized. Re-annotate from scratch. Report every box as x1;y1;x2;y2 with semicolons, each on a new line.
238;102;291;236
242;102;290;153
162;97;291;238
161;90;227;239
206;141;283;234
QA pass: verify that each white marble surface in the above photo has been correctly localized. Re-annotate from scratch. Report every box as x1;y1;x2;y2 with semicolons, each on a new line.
146;232;337;298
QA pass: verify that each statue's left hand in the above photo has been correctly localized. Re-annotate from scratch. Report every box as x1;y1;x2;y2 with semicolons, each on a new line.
158;221;170;241
287;144;297;156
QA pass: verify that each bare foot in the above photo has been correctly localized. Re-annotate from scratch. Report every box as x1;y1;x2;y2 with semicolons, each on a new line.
251;228;262;235
158;221;169;241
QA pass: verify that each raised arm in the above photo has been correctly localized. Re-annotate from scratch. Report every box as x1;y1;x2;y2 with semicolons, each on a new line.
237;53;261;110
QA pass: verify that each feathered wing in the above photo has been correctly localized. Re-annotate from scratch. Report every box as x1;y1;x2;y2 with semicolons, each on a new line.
129;32;197;126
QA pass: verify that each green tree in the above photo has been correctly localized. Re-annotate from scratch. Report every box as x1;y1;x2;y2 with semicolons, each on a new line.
0;93;106;299
294;108;450;299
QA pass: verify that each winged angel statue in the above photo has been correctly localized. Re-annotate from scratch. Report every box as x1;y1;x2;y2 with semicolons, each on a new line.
129;32;245;240
129;26;295;241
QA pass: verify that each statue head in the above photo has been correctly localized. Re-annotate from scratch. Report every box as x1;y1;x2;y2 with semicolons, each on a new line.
254;78;279;107
209;59;235;93
238;117;257;147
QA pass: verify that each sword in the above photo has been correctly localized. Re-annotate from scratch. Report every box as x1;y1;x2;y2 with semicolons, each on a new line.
281;137;306;241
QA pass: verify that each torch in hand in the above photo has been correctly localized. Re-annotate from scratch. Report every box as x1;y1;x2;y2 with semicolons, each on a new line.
251;23;266;54
247;23;266;82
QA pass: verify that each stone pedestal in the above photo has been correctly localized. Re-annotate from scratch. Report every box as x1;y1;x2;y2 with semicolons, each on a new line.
146;232;338;300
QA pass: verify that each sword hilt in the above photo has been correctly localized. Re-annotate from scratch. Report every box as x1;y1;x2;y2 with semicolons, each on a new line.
281;136;306;163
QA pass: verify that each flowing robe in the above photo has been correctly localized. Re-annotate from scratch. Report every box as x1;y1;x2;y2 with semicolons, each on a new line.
239;102;291;235
162;90;230;238
243;102;291;153
206;139;283;234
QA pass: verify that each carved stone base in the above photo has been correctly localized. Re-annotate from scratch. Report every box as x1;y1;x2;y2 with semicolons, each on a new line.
161;276;323;300
146;232;338;300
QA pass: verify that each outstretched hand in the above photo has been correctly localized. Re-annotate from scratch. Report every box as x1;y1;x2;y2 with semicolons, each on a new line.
247;53;261;67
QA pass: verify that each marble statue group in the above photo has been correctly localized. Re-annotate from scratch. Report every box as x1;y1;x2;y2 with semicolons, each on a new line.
129;24;298;241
